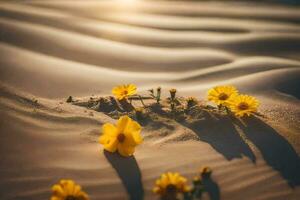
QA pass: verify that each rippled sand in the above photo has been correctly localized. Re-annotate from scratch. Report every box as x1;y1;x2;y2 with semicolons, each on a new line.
0;1;300;200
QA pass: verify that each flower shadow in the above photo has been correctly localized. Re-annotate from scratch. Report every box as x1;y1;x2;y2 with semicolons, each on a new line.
182;111;256;162
236;116;300;187
203;175;220;200
104;151;144;200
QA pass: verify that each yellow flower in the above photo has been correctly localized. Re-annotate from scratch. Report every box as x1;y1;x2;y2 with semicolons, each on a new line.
112;84;137;100
153;172;190;196
99;116;143;157
229;94;259;117
50;179;89;200
207;85;238;105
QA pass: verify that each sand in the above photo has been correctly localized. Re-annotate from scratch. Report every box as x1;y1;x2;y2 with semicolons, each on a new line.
0;0;300;200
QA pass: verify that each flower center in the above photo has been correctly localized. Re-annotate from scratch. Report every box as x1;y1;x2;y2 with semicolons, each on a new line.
117;133;126;143
218;93;228;100
238;102;249;110
123;90;128;95
65;196;77;200
166;184;177;194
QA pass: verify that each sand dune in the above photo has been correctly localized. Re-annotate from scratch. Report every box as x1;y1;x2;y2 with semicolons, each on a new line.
1;83;299;200
0;0;299;200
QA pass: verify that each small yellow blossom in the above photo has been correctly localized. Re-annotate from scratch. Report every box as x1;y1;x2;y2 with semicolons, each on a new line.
112;84;137;100
50;179;89;200
207;85;238;106
99;116;143;157
153;172;190;196
229;94;259;117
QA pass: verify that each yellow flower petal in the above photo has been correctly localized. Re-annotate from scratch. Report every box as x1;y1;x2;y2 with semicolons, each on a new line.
65;180;75;195
131;131;143;145
116;116;131;133
73;185;82;196
117;143;135;157
51;185;65;197
99;135;108;144
99;123;119;152
102;123;118;137
50;197;62;200
122;134;136;147
103;137;118;153
124;120;142;145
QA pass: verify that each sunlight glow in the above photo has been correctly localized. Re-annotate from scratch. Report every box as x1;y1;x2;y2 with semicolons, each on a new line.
117;0;139;2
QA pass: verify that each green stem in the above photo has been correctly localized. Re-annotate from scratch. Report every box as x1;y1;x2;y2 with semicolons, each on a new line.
225;106;230;114
138;95;146;107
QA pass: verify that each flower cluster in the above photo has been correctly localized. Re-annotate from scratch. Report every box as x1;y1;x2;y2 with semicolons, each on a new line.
53;84;260;200
110;84;259;118
207;85;259;117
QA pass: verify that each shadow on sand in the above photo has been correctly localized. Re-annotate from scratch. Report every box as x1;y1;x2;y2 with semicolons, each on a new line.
203;175;220;200
236;116;300;187
182;110;256;162
183;111;300;187
104;151;144;200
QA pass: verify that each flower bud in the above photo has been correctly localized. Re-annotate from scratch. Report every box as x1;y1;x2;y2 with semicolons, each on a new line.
199;166;212;178
169;89;177;100
193;175;202;185
186;97;198;108
135;107;145;120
